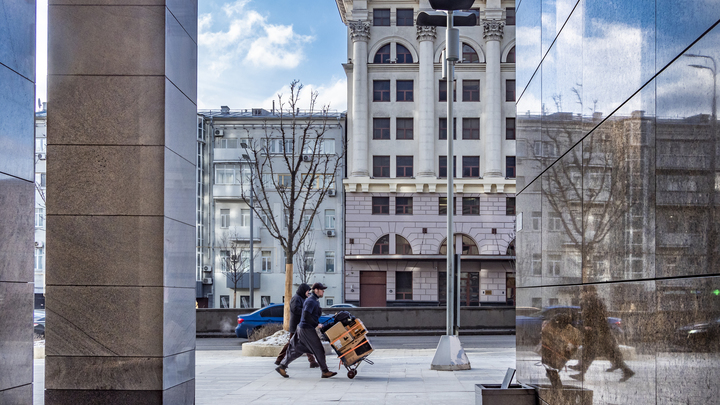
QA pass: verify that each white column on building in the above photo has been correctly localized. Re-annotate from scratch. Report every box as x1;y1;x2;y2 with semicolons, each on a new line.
417;26;437;178
350;21;371;177
482;18;505;178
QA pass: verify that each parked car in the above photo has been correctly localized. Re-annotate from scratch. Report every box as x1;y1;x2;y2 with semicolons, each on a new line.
34;310;45;338
330;303;357;308
235;303;333;339
516;306;624;346
674;317;720;351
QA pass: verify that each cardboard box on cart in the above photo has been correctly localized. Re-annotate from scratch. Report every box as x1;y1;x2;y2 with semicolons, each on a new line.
339;337;373;365
325;318;368;353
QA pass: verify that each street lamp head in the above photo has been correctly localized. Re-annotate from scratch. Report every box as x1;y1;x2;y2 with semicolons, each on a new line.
429;0;475;10
240;141;248;149
689;64;712;71
242;153;250;160
416;11;477;27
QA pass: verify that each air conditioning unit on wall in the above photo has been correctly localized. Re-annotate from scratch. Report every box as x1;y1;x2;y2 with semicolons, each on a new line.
214;129;224;137
328;189;336;197
203;266;212;273
326;230;336;237
202;278;213;285
35;241;44;248
302;155;311;162
38;153;46;160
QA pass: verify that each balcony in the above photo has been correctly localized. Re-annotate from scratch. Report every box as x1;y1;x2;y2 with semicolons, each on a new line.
228;225;261;243
214;148;243;162
213;184;251;199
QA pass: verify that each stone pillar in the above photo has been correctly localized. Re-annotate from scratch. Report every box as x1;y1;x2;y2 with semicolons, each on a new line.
0;0;35;401
483;19;505;178
417;26;437;178
46;0;197;402
350;21;370;177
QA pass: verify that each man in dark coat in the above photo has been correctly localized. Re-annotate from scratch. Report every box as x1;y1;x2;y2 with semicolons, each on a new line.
274;283;319;367
276;283;337;378
570;286;634;382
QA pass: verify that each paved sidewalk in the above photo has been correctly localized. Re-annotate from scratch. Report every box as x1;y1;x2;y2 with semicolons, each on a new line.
196;338;515;405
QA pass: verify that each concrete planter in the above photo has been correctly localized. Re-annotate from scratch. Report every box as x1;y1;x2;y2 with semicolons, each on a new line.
475;383;537;405
536;384;593;404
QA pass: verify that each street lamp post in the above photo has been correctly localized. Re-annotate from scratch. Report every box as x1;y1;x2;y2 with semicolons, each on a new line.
418;0;475;372
241;149;255;308
685;53;717;120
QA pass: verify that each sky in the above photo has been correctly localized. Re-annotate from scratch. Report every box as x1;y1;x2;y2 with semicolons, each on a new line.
35;0;349;112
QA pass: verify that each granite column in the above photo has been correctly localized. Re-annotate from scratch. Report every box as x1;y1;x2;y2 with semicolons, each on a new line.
417;26;437;178
482;18;504;178
350;21;370;177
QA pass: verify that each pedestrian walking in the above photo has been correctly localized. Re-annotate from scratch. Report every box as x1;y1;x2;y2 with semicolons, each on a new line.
274;283;320;368
276;283;337;379
569;286;634;382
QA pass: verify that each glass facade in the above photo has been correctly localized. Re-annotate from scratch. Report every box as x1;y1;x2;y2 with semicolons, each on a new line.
516;1;720;403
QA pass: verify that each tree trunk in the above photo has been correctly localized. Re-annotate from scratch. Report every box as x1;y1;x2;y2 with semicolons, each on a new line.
233;288;237;309
283;258;294;331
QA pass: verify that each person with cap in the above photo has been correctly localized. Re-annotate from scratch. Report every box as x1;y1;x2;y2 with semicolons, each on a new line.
276;282;337;378
274;283;320;368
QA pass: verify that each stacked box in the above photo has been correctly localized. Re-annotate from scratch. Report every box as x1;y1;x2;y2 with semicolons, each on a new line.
339;338;373;365
325;319;368;354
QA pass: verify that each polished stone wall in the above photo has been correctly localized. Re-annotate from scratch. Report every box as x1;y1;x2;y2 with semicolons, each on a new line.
46;0;197;402
516;0;720;403
0;0;35;402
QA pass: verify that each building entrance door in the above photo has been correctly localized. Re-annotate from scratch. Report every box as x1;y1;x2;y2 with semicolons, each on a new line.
360;271;387;307
460;272;480;306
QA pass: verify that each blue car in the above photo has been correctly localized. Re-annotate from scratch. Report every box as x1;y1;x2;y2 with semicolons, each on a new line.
235;303;334;338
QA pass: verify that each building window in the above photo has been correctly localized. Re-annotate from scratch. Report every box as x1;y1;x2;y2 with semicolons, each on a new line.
374;44;391;64
506;46;516;63
462;156;480;178
215;163;247;184
240;209;250;227
277;174;291;188
325;251;335;273
396;235;413;254
548;254;562;276
303;251;315;274
531;297;542;308
396;197;413;215
396;156;413;177
462;236;479;255
506;79;516;101
462;43;479;63
439;80;456;102
506;118;516;140
506;197;516;216
439;197;455;215
35;247;44;270
462;80;480;101
396;118;414;139
506;8;516;25
373;156;390;178
220;295;230;308
261;251;272;272
462;118;480;139
220;209;230;228
325;209;336;229
462;197;480;215
396;80;414;101
397;8;414;26
373;235;390;254
36;173;46;188
396;271;413;300
396;44;413;63
240;296;251;308
548;211;564;231
373;80;390;101
35;208;45;228
326;297;335;306
372;197;390;215
373;118;391;139
532;254;542;275
439;117;457;140
261;296;271;307
506;156;516;178
373;8;390;26
439;156;456;178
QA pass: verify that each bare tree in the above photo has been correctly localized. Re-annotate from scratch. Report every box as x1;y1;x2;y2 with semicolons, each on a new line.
294;230;316;285
217;232;259;308
239;80;344;330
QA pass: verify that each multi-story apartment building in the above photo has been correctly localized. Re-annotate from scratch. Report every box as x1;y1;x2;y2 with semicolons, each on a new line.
35;106;47;309
336;0;516;306
197;108;346;308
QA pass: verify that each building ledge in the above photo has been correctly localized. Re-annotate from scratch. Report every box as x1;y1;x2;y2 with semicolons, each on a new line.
343;177;516;194
345;254;515;261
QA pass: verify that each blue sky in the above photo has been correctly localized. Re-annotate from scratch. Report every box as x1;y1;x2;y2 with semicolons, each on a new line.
36;0;349;112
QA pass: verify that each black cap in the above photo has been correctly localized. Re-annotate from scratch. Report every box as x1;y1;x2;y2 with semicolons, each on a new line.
312;282;328;290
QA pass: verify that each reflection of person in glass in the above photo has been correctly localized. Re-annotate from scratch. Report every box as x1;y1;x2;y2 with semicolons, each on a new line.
570;286;634;382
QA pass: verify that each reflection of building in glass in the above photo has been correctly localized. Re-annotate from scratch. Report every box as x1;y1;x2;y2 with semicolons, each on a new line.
516;1;720;402
336;0;517;307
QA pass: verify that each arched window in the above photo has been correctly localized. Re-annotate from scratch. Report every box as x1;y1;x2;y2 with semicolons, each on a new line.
396;44;413;63
373;235;390;254
462;43;479;63
439;234;479;255
396;235;413;254
374;44;391;64
506;46;515;63
506;239;516;256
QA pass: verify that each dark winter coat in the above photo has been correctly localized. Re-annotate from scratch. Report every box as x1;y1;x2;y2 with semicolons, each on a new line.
289;283;311;334
298;292;322;329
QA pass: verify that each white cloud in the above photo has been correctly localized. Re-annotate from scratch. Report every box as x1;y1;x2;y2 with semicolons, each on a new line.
245;24;314;69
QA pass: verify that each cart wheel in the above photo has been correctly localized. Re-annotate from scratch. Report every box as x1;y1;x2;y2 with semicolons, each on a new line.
347;369;357;379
